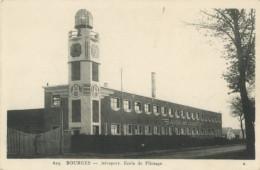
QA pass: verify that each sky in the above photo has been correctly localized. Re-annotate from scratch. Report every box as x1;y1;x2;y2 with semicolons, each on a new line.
1;1;252;129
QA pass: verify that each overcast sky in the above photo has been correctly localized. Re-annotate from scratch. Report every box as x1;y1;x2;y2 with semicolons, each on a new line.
1;1;248;129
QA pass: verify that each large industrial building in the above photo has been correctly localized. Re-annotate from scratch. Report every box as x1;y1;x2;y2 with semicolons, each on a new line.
8;9;222;137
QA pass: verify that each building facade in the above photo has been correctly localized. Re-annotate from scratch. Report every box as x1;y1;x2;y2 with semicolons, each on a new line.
8;9;222;138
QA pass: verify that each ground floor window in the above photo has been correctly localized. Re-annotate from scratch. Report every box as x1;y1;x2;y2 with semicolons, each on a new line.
154;126;160;135
180;127;186;135
161;126;168;135
134;125;142;135
111;124;121;135
175;127;180;135
145;125;152;135
169;127;174;135
72;129;80;135
187;127;191;135
123;124;133;135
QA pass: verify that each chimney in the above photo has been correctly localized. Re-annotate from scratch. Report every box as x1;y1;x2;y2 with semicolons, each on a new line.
151;72;156;98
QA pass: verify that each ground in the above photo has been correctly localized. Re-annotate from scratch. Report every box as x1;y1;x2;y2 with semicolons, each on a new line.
8;143;251;159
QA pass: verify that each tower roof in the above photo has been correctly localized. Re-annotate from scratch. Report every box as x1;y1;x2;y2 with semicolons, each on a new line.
75;9;93;29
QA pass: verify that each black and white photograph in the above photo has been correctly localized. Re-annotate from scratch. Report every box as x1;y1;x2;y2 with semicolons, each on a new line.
0;0;259;170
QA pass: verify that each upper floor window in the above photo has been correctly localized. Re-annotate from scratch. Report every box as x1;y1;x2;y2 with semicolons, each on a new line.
111;98;120;111
201;114;204;121
134;102;142;113
52;95;61;107
153;105;160;116
186;111;191;119
71;61;80;81
191;112;195;120
144;104;152;114
169;108;173;117
92;62;99;82
181;110;186;119
196;113;200;120
123;100;132;112
175;110;180;118
161;107;167;117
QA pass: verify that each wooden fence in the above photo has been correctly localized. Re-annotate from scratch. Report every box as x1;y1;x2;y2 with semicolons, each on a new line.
7;128;71;156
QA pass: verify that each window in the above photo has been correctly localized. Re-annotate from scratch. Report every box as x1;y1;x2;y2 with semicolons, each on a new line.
192;128;195;135
52;95;61;107
111;98;120;110
92;100;99;122
72;100;81;122
145;125;152;135
196;113;199;120
181;110;186;119
144;104;151;114
201;114;204;121
186;112;191;119
180;128;186;135
161;107;167;116
175;127;180;135
71;61;80;81
154;126;160;135
135;102;142;113
196;129;199;135
161;126;167;135
169;108;173;117
153;105;160;116
92;62;99;82
134;125;142;135
123;124;133;135
175;110;180;118
191;112;195;120
187;127;191;135
169;127;174;135
123;100;132;111
111;124;120;135
201;129;204;135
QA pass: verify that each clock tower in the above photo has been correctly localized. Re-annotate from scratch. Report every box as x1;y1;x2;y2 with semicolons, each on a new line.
68;9;101;135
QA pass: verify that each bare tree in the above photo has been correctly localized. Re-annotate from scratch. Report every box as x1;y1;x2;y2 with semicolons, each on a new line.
187;9;255;158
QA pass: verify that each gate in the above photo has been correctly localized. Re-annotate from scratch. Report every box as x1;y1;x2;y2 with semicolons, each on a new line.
7;128;71;156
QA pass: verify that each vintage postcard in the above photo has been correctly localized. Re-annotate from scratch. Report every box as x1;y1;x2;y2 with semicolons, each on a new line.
0;0;259;170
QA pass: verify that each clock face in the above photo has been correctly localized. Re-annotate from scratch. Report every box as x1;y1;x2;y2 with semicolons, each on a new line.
91;44;99;58
70;43;81;57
